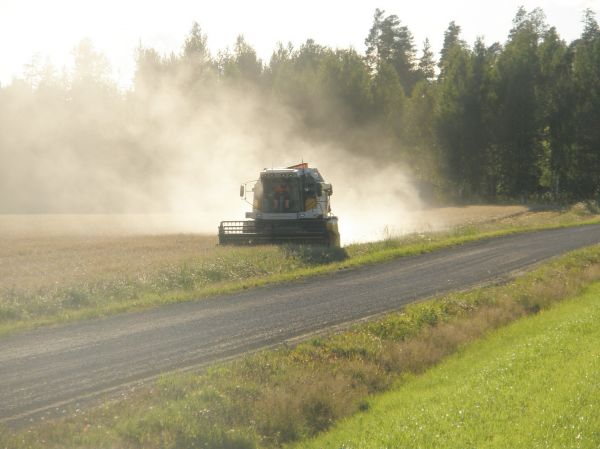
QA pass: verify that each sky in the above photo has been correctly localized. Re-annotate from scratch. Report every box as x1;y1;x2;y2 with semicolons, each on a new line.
1;0;599;88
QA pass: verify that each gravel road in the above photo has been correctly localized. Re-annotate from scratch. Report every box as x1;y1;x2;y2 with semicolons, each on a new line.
2;224;600;427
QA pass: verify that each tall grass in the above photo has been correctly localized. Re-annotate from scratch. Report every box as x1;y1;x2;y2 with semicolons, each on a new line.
3;244;600;448
298;280;600;449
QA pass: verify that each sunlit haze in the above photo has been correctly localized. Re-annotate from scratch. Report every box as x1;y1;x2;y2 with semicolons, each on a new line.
1;0;599;87
2;0;600;245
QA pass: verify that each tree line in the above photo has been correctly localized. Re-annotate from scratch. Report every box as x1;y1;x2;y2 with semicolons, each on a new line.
1;6;599;210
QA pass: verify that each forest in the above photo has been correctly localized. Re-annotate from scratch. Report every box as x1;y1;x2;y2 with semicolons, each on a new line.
1;6;599;212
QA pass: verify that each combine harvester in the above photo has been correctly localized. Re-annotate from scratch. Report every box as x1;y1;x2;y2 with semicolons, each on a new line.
219;163;340;247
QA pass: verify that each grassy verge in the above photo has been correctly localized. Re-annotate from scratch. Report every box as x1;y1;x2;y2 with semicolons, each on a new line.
3;242;600;448
297;278;600;448
1;205;600;336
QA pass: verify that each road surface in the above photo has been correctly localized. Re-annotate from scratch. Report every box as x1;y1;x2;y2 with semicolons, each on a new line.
2;224;600;427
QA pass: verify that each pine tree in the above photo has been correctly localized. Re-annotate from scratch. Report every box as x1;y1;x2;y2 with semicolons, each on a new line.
418;38;436;81
463;38;496;197
435;42;471;197
183;22;211;64
494;7;546;197
582;8;600;41
439;21;465;79
180;22;216;94
405;79;438;183
570;9;600;197
537;27;573;199
371;61;406;135
221;35;263;86
320;49;373;125
365;9;418;93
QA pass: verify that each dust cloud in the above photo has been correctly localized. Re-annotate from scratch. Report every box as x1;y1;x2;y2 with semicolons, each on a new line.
0;49;426;245
137;85;426;245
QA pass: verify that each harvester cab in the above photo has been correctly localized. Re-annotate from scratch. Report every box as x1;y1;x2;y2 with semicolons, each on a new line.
219;163;340;247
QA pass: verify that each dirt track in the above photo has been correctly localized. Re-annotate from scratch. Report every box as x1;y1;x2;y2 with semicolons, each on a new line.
1;224;600;427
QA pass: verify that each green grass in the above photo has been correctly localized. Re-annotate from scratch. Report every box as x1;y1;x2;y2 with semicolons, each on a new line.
297;283;600;449
2;205;600;336
3;244;600;449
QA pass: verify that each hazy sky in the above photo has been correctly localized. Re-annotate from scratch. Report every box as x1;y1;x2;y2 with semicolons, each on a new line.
1;0;598;87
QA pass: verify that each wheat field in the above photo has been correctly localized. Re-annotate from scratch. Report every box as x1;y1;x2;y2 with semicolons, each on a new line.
0;215;218;292
0;206;586;293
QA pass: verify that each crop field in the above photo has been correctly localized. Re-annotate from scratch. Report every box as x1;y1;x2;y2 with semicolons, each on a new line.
1;204;599;335
0;206;526;289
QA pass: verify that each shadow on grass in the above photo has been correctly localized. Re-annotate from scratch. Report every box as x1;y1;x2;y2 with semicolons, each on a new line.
282;244;349;266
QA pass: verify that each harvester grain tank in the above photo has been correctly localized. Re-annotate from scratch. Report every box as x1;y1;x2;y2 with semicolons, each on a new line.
219;163;340;246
